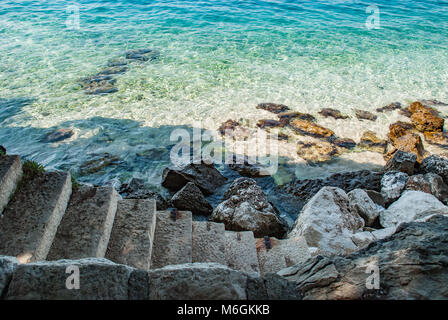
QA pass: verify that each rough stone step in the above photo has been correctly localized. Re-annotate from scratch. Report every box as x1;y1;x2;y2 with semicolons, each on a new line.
255;236;311;276
0;155;22;215
192;221;226;264
47;185;119;261
0;171;72;263
105;199;157;270
224;231;260;274
150;210;192;269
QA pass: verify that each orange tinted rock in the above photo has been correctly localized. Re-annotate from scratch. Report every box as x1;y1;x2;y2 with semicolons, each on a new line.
424;131;448;147
410;111;444;133
359;131;387;153
289;119;335;139
388;122;415;144
297;141;339;163
385;133;425;163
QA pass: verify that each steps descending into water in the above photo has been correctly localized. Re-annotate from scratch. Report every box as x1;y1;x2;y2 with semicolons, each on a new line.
224;231;260;275
255;236;311;276
106;199;157;270
47;185;119;261
0;171;72;263
150;210;192;269
192;221;226;264
0;155;22;215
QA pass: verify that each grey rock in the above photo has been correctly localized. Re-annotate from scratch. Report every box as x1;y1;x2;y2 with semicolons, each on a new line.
279;215;448;300
171;182;212;215
119;178;169;210
348;189;379;226
41;129;74;143
376;102;402;113
225;231;260;274
384;151;417;175
0;155;22;215
192;221;226;264
212;178;287;238
381;171;408;205
365;189;386;207
6;258;133;300
355;109;377;121
424;173;448;205
421;155;448;183
162;162;226;195
0;256;18;298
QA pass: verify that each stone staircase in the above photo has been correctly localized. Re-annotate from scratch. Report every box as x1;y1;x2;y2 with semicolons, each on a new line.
0;155;310;277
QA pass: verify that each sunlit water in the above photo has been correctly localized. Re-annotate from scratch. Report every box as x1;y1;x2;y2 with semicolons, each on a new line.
1;1;447;208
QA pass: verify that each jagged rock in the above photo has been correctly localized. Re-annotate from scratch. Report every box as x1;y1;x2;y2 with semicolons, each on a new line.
348;189;379;226
411;111;444;133
256;103;290;114
332;138;356;150
228;156;269;178
379;190;446;228
376;102;402;113
119;178;169;210
279;170;383;211
421;155;448;183
380;171;409;205
318;108;348;120
296;141;338;163
289;119;335;139
358;131;387;153
386;131;425;163
279;215;448;299
288;187;364;256
387;121;416;143
6;258;134;300
405;174;432;194
41;129;74;143
424;131;448;147
171;182;212;216
355;109;377;121
147;263;253;300
0;256;18;298
256;119;283;129
383;150;417;175
423;173;448;205
277;111;316;125
211;178;287;238
161;162;226;195
350;231;375;248
365;190;386;207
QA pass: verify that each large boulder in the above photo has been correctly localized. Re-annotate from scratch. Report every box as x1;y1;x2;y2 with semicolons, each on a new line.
421;155;448;183
405;173;448;205
380;171;408;205
347;189;379;226
288;187;364;256
0;256;18;298
379;190;447;228
6;258;134;300
279;215;448;300
211;178;287;238
171;182;212;216
383;151;417;175
161;162;226;195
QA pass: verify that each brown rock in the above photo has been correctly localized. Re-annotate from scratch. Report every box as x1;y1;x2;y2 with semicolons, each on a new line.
296;141;339;163
289;119;335;139
277;112;316;125
219;120;240;135
411;111;444;133
358;131;387;153
385;133;425;163
256;103;290;114
376;102;402;113
333;138;356;150
355;110;377;121
424;131;448;147
318;108;348;120
256;119;283;129
387;121;415;144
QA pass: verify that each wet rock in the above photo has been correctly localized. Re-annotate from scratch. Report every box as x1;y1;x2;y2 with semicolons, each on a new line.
365;190;386;207
211;178;287;238
119;178;169;210
424;131;448;147
318;108;348;120
420;155;448;183
332;138;356;150
358;131;387;153
411;110;444;133
289;119;335;139
408;101;440;116
218;119;250;139
107;59;128;67
80;75;118;95
256;119;283;129
380;190;446;228
383;150;417;175
355;109;377;121
161;162;226;195
376;102;402;113
228;156;269;178
419;99;448;106
40;129;74;143
171;182;212;216
125;49;160;62
277;111;316;125
288;187;364;256
80;153;122;175
279;170;383;211
348;189;379;226
97;66;128;76
296;141;338;163
280;215;448;300
380;171;409;205
256;103;290;114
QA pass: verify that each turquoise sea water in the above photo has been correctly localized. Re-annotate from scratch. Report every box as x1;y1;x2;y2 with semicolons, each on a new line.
0;0;448;192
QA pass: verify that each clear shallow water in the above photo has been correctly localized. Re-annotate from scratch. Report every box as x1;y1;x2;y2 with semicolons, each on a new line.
1;0;448;192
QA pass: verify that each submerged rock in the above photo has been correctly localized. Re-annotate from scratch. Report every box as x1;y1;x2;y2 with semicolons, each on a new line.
288;187;364;256
318;108;348;120
376;102;402;113
80;153;122;175
383;150;417;175
296;141;338;163
171;182;212;216
256;119;283;129
256;103;290;114
289;119;335;139
218;119;250;139
355;109;377;121
119;178;169;210
279;215;448;300
80;75;118;95
97;66;128;76
41;129;74;143
277;111;316;125
227;156;269;178
161;162;226;195
332;138;356;150
125;48;160;62
423;131;448;147
379;190;446;228
358;131;387;153
380;171;409;205
211;178;287;238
